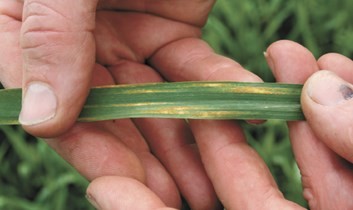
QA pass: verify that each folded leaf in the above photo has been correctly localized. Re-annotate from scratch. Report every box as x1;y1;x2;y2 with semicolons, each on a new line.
0;82;304;125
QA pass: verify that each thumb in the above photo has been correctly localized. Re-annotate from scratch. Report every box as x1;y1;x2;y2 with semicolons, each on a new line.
301;70;353;162
86;176;175;210
19;0;98;137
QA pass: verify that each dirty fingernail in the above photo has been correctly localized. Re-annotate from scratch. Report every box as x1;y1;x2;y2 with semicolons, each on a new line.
306;70;353;106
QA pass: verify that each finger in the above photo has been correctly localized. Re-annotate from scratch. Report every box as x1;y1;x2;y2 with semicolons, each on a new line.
86;176;175;210
150;37;264;125
267;40;353;208
96;0;214;27
104;118;181;209
45;65;179;208
302;70;353;162
151;38;295;209
317;53;353;83
189;120;302;209
149;38;262;83
19;0;98;137
45;65;145;181
0;0;23;87
109;61;221;210
134;118;222;210
265;40;318;83
46;122;147;182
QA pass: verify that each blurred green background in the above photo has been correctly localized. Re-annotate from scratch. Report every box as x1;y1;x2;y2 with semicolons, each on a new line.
1;0;353;209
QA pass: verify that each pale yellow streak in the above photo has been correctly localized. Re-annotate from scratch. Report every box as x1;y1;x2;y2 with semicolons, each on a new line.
228;86;285;95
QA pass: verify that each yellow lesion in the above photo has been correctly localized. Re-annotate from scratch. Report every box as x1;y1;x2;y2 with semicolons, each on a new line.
229;86;298;95
184;111;250;119
123;89;172;94
143;105;200;114
141;105;253;119
84;102;170;108
180;82;293;95
93;82;297;96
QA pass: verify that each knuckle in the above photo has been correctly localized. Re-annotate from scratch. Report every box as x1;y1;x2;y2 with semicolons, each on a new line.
22;0;94;35
22;1;66;33
20;1;94;65
21;1;68;51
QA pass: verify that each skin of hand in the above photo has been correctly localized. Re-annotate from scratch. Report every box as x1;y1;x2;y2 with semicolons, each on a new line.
267;40;353;209
0;0;275;209
3;1;352;210
86;41;353;210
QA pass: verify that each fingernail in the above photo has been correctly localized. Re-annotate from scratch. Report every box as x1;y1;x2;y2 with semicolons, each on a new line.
264;51;275;71
19;82;57;125
86;193;100;209
306;70;353;106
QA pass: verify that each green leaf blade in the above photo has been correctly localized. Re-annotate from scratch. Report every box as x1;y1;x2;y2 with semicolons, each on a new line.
0;89;21;125
0;82;305;125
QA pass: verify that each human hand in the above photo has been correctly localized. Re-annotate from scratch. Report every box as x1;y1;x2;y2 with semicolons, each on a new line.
266;40;353;209
0;1;266;209
85;41;353;210
0;0;225;137
6;1;347;209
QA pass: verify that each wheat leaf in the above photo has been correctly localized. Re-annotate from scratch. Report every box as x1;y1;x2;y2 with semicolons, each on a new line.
0;82;304;125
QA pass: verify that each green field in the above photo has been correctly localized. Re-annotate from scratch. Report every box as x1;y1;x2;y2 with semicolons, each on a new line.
2;0;353;209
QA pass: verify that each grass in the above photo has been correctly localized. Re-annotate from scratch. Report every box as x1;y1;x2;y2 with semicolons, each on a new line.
0;126;93;210
1;0;353;209
203;0;353;81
